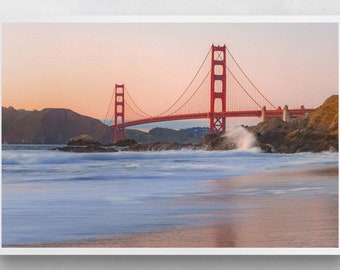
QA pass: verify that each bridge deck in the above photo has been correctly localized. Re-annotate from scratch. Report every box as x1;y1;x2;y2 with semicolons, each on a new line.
115;109;314;128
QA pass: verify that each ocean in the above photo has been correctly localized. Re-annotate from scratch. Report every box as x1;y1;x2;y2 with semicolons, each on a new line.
1;144;338;246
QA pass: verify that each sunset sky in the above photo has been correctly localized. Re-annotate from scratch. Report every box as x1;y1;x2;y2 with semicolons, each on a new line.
2;23;338;125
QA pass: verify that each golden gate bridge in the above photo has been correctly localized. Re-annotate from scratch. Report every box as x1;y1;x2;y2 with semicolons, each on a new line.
104;44;313;143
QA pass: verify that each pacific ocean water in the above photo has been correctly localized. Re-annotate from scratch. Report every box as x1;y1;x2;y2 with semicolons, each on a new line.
1;144;338;246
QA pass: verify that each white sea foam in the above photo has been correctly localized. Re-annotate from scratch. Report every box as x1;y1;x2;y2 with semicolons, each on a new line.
124;163;139;169
223;126;258;150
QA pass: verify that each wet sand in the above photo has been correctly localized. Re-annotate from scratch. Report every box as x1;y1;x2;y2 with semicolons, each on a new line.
13;166;338;248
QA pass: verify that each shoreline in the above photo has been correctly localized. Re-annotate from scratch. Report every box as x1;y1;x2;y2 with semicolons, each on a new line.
7;165;338;248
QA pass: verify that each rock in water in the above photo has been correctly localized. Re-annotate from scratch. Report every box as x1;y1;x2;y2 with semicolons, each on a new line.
113;139;138;147
67;135;102;147
124;142;181;151
52;134;118;152
199;133;234;151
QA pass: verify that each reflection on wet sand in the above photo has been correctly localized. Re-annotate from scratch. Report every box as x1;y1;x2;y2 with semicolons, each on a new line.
211;196;338;247
208;166;338;247
15;167;338;248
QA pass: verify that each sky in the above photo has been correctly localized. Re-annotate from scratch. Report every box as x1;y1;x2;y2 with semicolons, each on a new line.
2;23;338;127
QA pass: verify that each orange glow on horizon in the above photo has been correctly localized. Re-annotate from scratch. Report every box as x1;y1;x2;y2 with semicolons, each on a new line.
2;23;338;122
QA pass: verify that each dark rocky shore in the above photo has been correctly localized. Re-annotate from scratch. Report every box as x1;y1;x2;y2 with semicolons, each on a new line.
52;135;203;152
52;135;118;153
52;95;338;154
200;95;338;153
251;95;338;153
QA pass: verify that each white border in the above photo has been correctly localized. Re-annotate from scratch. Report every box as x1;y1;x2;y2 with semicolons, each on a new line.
0;247;340;256
1;15;339;256
0;15;340;23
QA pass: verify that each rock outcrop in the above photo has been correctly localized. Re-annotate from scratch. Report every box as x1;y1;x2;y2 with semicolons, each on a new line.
122;141;203;151
113;139;138;147
198;95;338;153
249;95;338;153
52;135;117;153
123;142;181;151
199;133;233;151
67;134;103;147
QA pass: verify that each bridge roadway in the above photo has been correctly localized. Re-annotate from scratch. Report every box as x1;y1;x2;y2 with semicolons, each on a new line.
115;108;314;129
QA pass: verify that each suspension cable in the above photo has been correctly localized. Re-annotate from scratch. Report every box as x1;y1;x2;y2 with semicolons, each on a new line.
103;89;115;124
158;47;212;116
226;46;276;109
226;65;262;109
125;86;152;117
125;100;150;119
169;69;211;115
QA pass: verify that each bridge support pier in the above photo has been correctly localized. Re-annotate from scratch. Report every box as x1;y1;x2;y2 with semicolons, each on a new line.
113;84;125;143
261;106;267;122
114;127;125;142
283;105;291;122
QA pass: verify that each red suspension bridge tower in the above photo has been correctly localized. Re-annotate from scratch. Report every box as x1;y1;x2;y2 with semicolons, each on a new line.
114;84;125;142
111;44;313;143
210;44;227;133
113;45;228;142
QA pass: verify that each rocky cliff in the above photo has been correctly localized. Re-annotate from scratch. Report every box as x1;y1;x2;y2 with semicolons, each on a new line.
249;95;338;153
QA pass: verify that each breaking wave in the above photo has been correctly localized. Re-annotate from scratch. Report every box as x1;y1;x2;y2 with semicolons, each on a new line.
223;126;258;150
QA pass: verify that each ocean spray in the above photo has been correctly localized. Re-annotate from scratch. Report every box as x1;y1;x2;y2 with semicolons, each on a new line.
223;126;258;150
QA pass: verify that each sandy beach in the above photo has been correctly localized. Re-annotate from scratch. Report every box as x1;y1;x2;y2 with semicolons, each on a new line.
13;166;338;248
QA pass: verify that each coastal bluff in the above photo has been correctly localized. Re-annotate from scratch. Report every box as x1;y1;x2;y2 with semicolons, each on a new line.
250;95;338;153
200;95;338;153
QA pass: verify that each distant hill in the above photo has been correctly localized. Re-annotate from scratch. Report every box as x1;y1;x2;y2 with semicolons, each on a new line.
2;107;113;144
127;127;210;144
2;107;209;144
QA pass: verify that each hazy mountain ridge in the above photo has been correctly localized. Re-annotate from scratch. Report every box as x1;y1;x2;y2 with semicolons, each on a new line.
2;107;113;144
2;107;209;144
